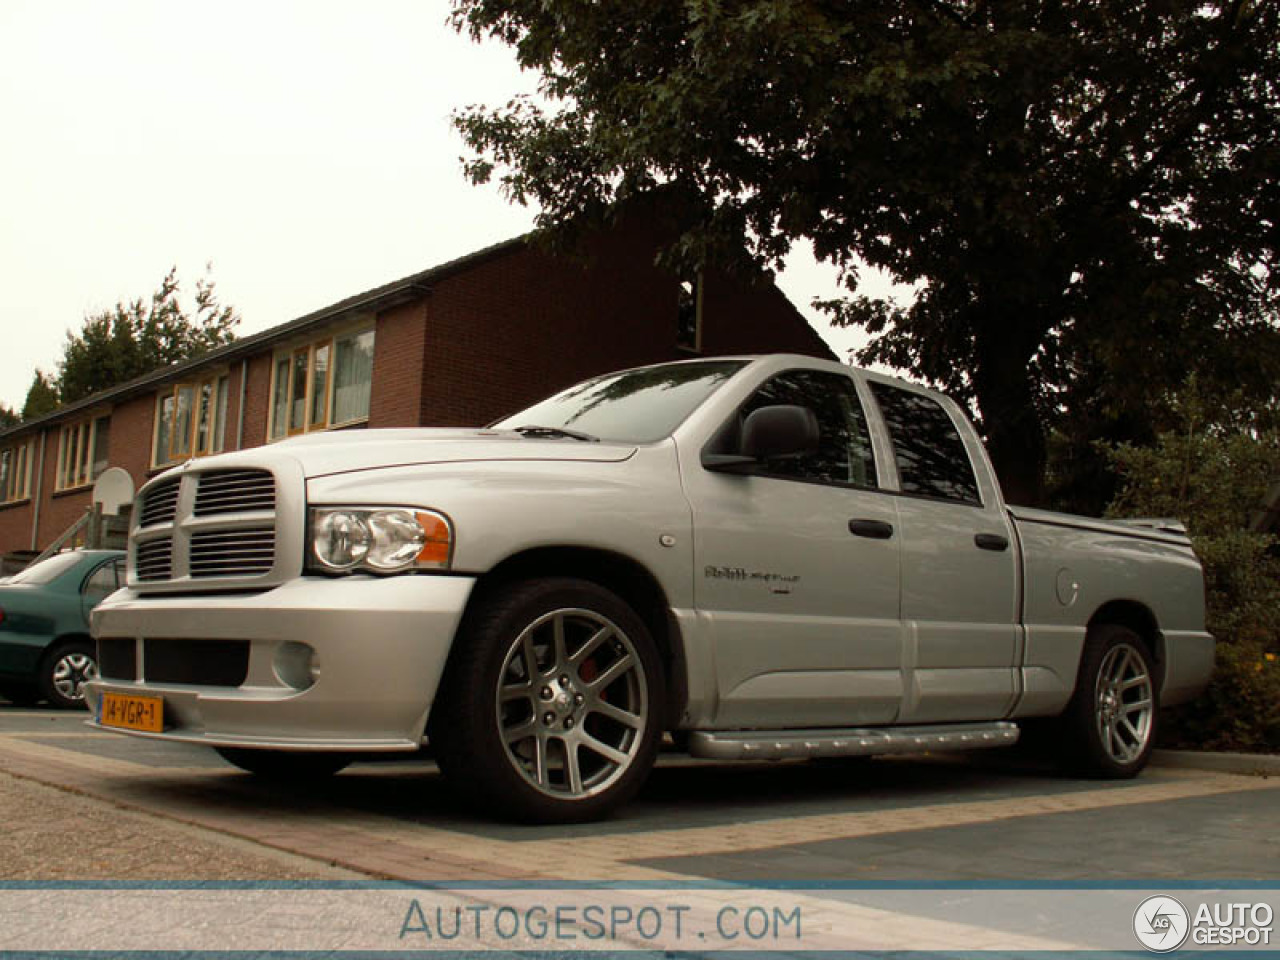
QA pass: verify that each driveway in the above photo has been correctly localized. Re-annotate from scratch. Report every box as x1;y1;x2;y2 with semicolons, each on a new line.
1;701;1276;883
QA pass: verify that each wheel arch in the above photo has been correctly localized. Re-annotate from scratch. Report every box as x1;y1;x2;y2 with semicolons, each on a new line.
41;632;94;660
1087;600;1164;692
461;546;687;728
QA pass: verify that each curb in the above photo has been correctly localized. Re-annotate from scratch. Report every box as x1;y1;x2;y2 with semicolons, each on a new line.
1152;749;1280;777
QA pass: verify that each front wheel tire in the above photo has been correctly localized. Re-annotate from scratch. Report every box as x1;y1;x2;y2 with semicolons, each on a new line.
431;578;665;823
1061;624;1158;778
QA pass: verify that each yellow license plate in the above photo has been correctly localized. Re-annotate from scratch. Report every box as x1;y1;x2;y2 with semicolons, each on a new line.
99;692;165;733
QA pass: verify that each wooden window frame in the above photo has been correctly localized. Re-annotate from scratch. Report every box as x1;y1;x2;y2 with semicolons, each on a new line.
0;439;35;504
268;324;371;441
152;373;229;469
55;414;110;492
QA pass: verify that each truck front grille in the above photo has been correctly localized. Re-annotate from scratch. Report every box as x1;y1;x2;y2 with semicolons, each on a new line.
130;467;283;589
139;477;180;527
189;527;276;577
97;637;137;681
135;539;174;581
144;638;250;687
194;470;276;516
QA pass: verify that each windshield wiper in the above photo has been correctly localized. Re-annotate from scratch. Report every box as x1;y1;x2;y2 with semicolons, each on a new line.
512;425;600;442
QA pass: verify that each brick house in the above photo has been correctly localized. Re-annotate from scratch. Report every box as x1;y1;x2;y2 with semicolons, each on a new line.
0;217;833;558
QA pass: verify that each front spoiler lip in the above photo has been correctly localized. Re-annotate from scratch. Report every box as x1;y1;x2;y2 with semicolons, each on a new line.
83;713;421;752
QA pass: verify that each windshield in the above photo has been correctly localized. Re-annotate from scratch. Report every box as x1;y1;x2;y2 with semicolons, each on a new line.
9;552;82;585
494;360;746;444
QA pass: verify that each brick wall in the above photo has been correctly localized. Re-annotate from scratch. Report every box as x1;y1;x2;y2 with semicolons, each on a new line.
240;354;273;449
419;226;833;427
369;301;428;428
0;434;42;554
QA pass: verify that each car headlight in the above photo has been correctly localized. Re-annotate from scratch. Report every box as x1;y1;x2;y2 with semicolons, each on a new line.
309;507;453;574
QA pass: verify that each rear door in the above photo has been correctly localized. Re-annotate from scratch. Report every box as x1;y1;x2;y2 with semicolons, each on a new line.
867;381;1019;722
686;367;904;729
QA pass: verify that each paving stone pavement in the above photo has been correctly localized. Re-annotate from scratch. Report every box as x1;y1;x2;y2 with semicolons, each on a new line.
0;769;363;880
0;704;1276;886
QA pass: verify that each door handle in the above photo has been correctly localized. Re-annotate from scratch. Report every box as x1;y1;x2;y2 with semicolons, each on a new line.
974;533;1010;552
849;519;895;540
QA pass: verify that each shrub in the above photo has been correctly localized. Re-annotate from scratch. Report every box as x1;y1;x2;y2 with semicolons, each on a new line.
1105;397;1279;753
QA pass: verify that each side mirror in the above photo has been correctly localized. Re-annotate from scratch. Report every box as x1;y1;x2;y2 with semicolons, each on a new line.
703;404;819;472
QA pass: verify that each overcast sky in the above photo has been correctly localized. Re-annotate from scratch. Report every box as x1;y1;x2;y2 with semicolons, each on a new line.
0;1;882;414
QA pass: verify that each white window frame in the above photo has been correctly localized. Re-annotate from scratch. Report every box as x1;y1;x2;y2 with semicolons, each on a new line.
151;372;230;469
268;322;374;441
55;413;111;492
0;438;35;504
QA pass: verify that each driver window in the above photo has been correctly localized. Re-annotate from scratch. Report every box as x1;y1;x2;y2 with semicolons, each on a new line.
724;370;877;487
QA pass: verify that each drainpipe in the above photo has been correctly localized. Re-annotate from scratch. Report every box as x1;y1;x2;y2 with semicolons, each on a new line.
29;430;46;551
235;358;248;450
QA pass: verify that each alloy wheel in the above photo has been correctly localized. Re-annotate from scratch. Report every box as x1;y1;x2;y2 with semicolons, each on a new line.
1093;642;1154;765
494;607;648;800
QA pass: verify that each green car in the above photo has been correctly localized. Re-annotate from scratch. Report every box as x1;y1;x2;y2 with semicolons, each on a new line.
0;550;125;709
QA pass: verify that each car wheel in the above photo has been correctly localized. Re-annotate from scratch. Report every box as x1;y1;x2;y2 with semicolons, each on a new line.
1061;624;1158;778
431;578;664;823
215;747;352;779
39;640;99;710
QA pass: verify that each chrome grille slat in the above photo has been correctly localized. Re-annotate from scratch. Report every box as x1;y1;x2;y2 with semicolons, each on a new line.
135;540;174;581
138;478;180;527
194;470;275;516
190;525;276;578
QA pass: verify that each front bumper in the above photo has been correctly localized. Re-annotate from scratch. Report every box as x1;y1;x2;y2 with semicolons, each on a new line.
85;574;475;751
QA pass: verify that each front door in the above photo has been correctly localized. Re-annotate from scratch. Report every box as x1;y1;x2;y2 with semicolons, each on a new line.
684;368;904;729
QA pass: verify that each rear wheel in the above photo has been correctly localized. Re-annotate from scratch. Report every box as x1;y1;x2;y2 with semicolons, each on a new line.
215;748;352;780
431;578;664;823
38;640;98;710
1061;624;1158;777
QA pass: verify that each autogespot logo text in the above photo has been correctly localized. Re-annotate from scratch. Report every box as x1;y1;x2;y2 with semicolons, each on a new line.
1134;895;1190;952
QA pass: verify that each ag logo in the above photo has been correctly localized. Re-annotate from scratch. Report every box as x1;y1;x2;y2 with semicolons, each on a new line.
1134;895;1190;952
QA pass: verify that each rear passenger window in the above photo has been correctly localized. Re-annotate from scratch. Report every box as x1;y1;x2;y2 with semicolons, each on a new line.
720;370;877;487
870;382;981;505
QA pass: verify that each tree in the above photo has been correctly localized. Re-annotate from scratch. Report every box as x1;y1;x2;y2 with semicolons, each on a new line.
21;370;59;421
0;404;17;429
451;0;1280;505
58;266;239;405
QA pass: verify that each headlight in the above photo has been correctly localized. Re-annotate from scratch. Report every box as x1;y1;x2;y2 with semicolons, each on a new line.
309;507;452;574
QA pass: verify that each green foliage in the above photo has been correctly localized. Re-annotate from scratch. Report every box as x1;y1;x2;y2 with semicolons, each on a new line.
21;370;60;421
1168;636;1280;753
1105;391;1280;752
452;0;1280;506
0;403;17;429
58;267;239;406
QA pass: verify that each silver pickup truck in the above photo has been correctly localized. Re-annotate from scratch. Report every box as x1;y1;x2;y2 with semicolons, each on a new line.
87;354;1214;821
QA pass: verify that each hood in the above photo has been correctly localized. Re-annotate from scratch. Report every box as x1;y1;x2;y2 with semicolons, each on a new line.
236;428;638;478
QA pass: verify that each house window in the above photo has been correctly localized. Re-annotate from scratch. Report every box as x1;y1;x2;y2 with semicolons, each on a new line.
56;414;111;492
0;439;35;504
152;373;229;468
676;275;703;352
269;326;375;440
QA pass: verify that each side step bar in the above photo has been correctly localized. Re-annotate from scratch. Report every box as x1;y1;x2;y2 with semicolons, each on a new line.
687;722;1019;761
